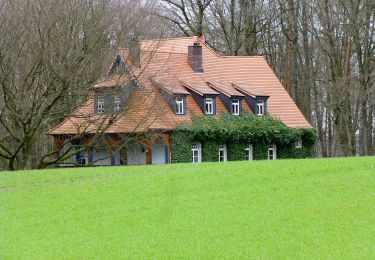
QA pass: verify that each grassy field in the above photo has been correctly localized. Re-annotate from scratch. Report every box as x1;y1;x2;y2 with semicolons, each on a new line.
1;157;375;259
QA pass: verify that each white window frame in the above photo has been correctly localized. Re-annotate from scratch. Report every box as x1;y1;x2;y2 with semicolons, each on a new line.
219;144;227;162
176;97;184;115
268;144;276;160
257;100;264;116
295;138;303;149
245;144;253;160
232;99;240;115
114;95;121;112
205;97;214;115
192;143;202;163
97;97;105;114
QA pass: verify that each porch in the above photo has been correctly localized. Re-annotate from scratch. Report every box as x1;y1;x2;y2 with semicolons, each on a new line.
53;133;171;166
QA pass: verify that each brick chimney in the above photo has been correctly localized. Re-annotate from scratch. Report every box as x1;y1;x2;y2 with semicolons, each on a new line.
188;42;203;73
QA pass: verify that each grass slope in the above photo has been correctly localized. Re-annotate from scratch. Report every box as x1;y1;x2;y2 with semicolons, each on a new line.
1;157;375;259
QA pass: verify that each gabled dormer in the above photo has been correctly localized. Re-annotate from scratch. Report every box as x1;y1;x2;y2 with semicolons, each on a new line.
108;53;129;75
91;74;137;115
232;83;270;116
151;79;190;115
207;81;245;116
175;95;186;115
181;80;219;115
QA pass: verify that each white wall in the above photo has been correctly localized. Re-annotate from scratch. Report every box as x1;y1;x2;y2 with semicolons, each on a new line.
127;142;146;165
92;149;111;166
152;140;166;164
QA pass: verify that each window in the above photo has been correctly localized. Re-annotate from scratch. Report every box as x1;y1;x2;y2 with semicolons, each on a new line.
268;144;276;160
205;97;214;115
295;138;303;149
257;100;264;116
219;144;227;162
176;97;184;115
97;97;105;114
232;99;240;115
192;143;201;163
114;96;121;112
245;144;253;160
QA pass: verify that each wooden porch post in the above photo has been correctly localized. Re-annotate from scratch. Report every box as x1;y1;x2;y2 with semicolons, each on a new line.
53;136;64;160
145;141;152;165
81;136;92;164
106;135;119;166
161;133;171;163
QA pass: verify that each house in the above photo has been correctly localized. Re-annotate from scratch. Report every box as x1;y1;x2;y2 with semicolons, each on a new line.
48;36;313;166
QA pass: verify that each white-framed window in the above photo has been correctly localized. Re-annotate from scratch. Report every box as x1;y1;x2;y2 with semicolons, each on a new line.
176;97;184;115
257;100;264;116
268;144;276;160
97;97;105;114
245;144;253;160
219;144;227;162
295;138;303;149
232;99;240;115
192;143;202;163
114;95;121;112
205;97;214;115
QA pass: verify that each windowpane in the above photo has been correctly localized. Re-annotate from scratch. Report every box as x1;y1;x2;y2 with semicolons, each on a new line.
268;144;276;160
219;144;226;162
192;143;201;163
257;100;264;116
114;96;121;112
232;99;239;115
205;97;213;114
176;97;184;114
97;97;104;114
245;144;253;160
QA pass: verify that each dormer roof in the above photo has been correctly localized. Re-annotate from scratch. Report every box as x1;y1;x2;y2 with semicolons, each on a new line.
207;80;245;97
91;74;130;89
181;79;219;96
232;82;269;98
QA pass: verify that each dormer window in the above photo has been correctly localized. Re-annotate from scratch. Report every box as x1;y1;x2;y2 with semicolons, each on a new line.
175;96;185;115
114;95;121;112
97;97;105;114
257;100;264;116
232;99;240;115
205;97;214;115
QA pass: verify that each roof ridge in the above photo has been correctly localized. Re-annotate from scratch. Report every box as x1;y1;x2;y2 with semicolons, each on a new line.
141;36;197;43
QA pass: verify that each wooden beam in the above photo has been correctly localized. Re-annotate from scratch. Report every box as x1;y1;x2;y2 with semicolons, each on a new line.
53;136;64;160
161;133;171;163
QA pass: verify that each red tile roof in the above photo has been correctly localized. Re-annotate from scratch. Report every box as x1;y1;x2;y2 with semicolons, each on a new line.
91;74;130;89
232;82;269;97
49;36;311;135
207;80;245;97
181;79;219;96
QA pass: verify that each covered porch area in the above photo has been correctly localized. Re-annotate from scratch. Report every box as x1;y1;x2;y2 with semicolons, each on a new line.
53;132;171;166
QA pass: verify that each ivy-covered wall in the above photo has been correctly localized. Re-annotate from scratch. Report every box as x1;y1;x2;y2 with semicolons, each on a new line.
169;112;317;163
202;140;219;162
170;131;191;163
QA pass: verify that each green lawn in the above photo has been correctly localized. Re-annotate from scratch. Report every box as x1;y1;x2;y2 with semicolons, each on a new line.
1;157;375;259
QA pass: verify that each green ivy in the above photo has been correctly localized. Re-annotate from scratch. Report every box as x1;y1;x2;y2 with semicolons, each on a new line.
170;131;192;163
170;112;317;163
202;140;220;162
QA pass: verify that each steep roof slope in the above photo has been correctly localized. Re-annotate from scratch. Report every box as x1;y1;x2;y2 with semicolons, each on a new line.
49;36;311;135
141;36;310;128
